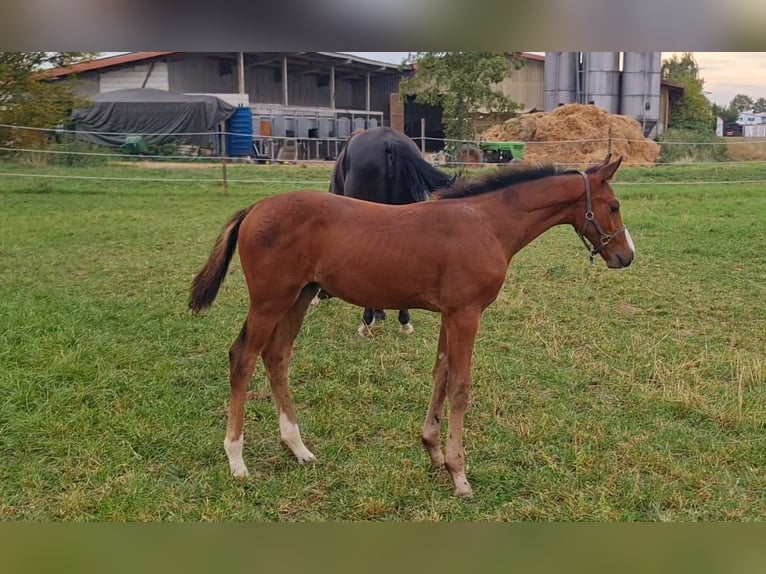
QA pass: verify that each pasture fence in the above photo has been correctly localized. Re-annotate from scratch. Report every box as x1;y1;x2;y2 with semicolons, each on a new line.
2;123;766;188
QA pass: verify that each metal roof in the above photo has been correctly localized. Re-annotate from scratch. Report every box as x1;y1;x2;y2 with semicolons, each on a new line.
41;51;408;79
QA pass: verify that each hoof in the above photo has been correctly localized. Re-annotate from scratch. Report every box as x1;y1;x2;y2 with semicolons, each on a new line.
230;465;250;479
295;449;317;464
400;322;414;335
453;484;474;499
357;323;373;337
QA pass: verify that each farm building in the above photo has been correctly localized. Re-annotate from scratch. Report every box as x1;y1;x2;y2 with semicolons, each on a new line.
46;52;409;160
45;52;548;157
736;111;766;137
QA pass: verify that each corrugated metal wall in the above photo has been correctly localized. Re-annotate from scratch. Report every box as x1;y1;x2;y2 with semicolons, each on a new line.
167;56;236;93
168;56;398;115
495;59;544;111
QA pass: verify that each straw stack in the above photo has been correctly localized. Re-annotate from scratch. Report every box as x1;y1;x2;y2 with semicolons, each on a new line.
480;103;661;165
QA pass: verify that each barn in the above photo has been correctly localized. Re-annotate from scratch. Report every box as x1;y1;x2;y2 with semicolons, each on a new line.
46;52;556;158
47;52;410;160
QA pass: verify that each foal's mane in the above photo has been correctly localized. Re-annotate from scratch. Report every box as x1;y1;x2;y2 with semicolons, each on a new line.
433;164;587;200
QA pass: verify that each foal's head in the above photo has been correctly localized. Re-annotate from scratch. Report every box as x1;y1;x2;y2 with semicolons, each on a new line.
577;155;635;269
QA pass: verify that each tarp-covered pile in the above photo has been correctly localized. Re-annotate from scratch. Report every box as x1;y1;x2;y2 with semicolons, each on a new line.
71;88;237;149
481;103;661;165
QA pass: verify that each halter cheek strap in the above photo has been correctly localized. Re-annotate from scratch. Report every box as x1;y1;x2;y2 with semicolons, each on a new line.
577;172;626;264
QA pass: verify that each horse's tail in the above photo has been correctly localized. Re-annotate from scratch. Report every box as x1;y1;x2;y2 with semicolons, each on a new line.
386;140;455;202
189;207;252;313
329;144;347;195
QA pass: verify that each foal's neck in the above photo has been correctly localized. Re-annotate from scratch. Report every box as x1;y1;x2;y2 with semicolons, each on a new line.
484;173;584;261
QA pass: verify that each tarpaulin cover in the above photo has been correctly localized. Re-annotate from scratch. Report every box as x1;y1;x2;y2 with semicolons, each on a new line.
70;88;237;149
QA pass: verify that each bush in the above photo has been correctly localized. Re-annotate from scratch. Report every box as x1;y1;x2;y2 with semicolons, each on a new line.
657;128;729;163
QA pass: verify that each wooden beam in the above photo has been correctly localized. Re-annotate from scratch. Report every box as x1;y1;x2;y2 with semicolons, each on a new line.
237;52;245;94
366;73;370;111
330;65;336;110
282;57;288;107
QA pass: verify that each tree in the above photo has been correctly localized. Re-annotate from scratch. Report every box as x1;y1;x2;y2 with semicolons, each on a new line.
753;97;766;113
0;52;96;148
399;52;524;147
729;93;755;114
712;102;738;123
661;52;713;132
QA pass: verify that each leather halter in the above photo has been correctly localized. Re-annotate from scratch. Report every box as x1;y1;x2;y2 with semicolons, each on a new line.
576;171;625;263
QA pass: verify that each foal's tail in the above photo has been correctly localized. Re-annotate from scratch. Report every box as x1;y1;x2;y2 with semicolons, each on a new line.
189;207;252;313
386;140;456;202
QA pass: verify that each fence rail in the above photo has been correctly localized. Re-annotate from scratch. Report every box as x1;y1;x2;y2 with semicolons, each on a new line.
3;123;766;187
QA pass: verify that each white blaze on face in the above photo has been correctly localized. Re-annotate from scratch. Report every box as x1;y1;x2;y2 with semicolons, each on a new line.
279;412;316;463
624;228;636;257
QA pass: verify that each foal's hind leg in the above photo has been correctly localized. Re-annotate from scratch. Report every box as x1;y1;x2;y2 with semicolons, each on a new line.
422;322;448;467
262;285;318;463
224;304;290;478
398;309;414;335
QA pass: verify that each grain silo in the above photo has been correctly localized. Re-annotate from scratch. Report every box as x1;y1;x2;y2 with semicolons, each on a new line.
544;52;579;111
583;52;621;114
620;52;662;137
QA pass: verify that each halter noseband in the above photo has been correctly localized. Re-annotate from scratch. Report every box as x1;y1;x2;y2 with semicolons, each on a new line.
577;171;625;264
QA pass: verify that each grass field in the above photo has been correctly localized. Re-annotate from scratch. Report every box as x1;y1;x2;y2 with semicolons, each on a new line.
1;161;764;521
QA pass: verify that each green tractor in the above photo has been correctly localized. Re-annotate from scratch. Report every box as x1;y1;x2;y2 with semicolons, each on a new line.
478;141;526;163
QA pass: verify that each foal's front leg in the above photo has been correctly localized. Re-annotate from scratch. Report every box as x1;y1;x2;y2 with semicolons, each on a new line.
443;308;481;498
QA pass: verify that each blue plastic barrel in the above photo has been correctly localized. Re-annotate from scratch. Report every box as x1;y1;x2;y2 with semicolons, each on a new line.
225;107;254;157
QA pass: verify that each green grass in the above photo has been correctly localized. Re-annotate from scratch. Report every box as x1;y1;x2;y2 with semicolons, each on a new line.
1;161;764;521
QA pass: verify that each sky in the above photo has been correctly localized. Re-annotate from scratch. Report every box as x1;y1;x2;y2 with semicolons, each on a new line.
348;52;766;107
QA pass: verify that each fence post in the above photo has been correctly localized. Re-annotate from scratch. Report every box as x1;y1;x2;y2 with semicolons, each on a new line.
421;117;426;157
608;125;613;157
220;122;229;196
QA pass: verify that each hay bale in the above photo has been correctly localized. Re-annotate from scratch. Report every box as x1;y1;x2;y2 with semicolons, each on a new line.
480;103;660;165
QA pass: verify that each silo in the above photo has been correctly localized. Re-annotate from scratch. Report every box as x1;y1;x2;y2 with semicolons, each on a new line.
583;52;620;114
544;52;561;111
620;52;662;137
557;52;579;108
544;52;579;111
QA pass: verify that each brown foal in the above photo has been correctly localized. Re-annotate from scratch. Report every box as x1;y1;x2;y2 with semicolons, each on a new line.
189;155;634;498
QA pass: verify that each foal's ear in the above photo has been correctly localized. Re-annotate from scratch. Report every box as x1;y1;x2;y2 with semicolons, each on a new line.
597;155;623;181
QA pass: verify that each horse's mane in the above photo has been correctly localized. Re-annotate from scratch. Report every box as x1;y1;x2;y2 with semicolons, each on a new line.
433;164;583;200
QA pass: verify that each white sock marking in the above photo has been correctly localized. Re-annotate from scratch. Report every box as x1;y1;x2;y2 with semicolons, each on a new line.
224;435;249;478
279;412;316;463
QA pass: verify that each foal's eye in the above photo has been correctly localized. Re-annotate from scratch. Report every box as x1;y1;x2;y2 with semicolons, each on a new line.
609;204;620;214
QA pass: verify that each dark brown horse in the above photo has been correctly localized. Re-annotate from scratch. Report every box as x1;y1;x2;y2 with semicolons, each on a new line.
189;155;634;498
329;126;455;336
